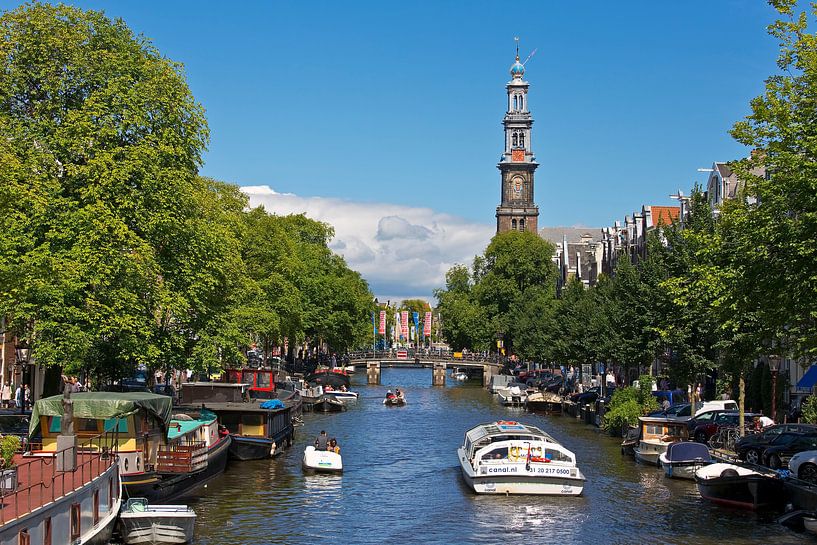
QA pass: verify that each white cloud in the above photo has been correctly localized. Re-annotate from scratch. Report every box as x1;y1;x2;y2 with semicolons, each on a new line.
240;185;494;303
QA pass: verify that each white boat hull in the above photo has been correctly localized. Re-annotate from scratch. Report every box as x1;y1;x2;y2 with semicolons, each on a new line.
325;391;359;402
659;453;710;480
634;440;668;466
458;447;584;496
302;446;343;473
119;506;196;544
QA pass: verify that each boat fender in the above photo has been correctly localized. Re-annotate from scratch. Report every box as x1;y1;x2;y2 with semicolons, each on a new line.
270;442;277;456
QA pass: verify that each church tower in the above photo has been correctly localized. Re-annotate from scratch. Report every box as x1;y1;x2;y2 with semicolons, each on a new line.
496;45;539;234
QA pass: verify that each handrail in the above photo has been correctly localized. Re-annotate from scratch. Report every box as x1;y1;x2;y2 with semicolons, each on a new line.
345;349;503;364
0;429;119;525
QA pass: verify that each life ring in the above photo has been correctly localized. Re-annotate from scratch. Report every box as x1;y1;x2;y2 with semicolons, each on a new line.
508;446;521;461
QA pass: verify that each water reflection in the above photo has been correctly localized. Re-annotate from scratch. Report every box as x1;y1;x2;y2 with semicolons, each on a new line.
188;368;810;545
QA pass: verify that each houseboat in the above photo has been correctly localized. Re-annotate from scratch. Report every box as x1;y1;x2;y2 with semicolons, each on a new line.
178;383;296;461
633;416;689;466
223;368;283;400
30;392;229;503
458;421;585;495
0;433;121;545
304;368;351;390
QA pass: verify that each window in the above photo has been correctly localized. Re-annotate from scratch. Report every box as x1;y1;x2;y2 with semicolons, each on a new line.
108;477;114;509
242;371;256;387
256;372;271;389
519;132;525;148
512;132;518;146
103;418;128;433
48;417;61;433
513;95;517;110
511;219;517;230
78;418;100;433
93;490;100;525
520;95;524;110
519;219;525;229
70;504;81;541
43;518;51;545
482;446;508;460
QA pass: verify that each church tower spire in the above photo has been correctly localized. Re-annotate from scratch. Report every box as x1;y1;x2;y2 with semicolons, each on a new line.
496;40;539;234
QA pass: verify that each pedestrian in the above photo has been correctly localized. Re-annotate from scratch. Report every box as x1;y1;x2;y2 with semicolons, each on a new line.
14;384;22;409
1;383;10;408
696;382;704;402
23;384;31;409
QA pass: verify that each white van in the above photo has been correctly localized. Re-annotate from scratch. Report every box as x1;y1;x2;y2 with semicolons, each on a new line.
694;399;738;417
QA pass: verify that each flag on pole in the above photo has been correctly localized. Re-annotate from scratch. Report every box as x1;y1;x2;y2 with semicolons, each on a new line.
401;310;409;340
394;312;401;341
379;311;386;335
424;311;432;336
372;311;376;337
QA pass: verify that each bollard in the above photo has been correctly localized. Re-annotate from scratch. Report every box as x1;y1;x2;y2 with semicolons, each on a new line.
367;362;380;385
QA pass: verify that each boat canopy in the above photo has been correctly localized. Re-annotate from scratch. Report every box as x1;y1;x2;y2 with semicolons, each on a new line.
464;421;557;445
30;392;173;438
664;441;712;462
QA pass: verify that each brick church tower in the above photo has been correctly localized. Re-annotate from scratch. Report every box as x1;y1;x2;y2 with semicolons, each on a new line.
496;45;539;234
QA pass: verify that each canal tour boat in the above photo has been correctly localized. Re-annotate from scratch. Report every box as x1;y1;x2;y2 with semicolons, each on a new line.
305;368;352;390
659;441;712;480
302;445;343;474
458;421;585;495
633;416;689;466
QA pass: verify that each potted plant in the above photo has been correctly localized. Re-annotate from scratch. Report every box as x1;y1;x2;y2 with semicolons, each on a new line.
0;435;21;492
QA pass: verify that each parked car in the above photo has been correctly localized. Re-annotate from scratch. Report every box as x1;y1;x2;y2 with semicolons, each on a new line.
762;432;817;469
694;399;738;417
569;387;601;405
789;449;817;483
648;403;692;419
686;409;744;434
736;423;817;464
690;411;757;444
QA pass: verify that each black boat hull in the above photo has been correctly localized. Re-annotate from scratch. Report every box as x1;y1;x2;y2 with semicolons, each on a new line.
229;435;275;460
124;435;231;503
695;473;787;510
312;397;346;412
305;370;351;389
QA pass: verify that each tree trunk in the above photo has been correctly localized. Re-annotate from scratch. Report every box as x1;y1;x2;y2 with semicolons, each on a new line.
738;372;746;437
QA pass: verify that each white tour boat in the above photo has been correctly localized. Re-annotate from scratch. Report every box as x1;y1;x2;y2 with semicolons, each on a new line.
302;445;343;473
458;420;585;495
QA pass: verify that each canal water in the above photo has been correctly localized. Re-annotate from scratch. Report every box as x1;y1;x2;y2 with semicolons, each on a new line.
188;368;810;545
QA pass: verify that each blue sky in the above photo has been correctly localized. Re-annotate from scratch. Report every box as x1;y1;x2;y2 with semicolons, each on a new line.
0;1;785;299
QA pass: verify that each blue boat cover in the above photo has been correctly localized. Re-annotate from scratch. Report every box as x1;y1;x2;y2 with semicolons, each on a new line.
665;441;711;462
797;365;817;390
260;399;284;409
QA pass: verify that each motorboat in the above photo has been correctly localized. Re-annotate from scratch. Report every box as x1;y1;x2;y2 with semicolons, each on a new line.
694;462;787;510
302;445;343;473
322;388;359;403
487;374;514;394
633;416;689;466
451;368;468;381
496;384;527;406
383;392;407;406
119;497;196;544
526;391;563;412
312;394;346;413
344;365;356;374
458;420;585;495
620;425;639;457
659;441;712;480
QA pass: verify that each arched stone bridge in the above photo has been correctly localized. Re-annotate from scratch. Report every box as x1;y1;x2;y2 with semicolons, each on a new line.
346;350;504;386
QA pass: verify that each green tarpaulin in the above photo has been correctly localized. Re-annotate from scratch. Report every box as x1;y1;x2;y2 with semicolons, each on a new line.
29;392;173;438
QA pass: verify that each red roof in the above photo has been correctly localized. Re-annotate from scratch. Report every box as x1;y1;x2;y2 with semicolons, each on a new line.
651;206;680;227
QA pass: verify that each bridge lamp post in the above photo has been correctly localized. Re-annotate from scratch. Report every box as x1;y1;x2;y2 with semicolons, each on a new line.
769;354;781;423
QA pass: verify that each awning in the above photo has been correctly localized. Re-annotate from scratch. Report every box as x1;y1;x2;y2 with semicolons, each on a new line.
797;364;817;390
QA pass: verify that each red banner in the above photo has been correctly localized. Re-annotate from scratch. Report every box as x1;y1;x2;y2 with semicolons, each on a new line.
424;312;432;336
401;310;409;340
378;311;386;335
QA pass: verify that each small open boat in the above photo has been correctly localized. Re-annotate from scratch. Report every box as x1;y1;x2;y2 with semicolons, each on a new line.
311;394;346;413
383;392;406;406
119;497;197;544
323;389;359;403
526;391;563;412
450;368;468;381
302;445;343;473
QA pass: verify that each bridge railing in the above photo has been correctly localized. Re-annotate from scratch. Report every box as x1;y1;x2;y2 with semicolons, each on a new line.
347;349;503;365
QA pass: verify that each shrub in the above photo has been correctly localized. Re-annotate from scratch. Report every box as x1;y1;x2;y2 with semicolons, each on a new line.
802;396;817;424
603;376;659;432
0;436;21;469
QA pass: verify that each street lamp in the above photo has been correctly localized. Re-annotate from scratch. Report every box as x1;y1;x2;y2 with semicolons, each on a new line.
769;354;781;423
14;342;30;414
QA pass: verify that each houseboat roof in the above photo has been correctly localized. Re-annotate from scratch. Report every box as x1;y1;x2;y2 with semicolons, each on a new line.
30;392;173;437
178;402;290;414
167;411;217;440
638;416;688;425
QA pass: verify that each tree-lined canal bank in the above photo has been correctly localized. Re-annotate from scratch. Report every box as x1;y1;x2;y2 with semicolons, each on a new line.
188;369;808;545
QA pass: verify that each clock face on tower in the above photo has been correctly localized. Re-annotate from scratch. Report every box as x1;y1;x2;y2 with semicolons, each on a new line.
512;149;525;162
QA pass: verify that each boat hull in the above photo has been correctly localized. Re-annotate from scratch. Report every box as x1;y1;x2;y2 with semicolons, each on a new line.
383;398;406;407
302;446;343;474
312;397;346;413
458;448;584;496
695;467;787;510
634;440;669;466
659;452;711;480
124;436;231;503
120;512;196;544
229;435;276;461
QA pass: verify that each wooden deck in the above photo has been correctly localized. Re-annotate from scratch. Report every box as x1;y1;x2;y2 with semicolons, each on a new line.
0;452;113;524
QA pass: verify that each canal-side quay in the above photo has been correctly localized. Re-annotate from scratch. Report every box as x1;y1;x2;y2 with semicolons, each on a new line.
187;368;809;545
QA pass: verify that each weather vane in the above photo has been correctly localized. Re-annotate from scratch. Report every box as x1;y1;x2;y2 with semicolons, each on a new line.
514;37;537;66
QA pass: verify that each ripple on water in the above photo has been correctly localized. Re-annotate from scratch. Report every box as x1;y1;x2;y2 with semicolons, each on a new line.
188;369;811;545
